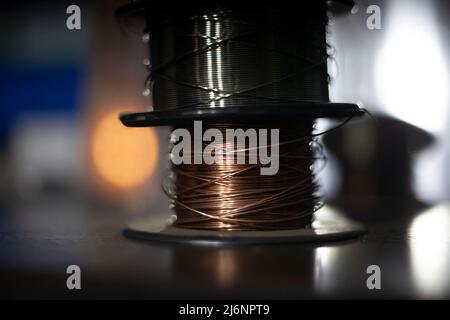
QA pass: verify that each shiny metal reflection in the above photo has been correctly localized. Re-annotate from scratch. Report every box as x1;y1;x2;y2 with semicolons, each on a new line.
148;2;330;111
409;203;450;298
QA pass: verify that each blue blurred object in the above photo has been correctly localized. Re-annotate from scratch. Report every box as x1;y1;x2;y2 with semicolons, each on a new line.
0;64;83;143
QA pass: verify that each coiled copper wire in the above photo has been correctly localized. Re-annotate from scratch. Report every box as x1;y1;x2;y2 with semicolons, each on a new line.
164;121;325;231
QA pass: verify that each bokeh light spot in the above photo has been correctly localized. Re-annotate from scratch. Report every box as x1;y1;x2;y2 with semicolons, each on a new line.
92;111;158;189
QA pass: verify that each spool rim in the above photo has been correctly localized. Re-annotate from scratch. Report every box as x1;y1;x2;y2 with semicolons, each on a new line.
120;103;362;127
117;0;361;128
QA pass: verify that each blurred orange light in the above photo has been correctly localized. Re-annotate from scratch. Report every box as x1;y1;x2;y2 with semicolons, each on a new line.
91;111;158;189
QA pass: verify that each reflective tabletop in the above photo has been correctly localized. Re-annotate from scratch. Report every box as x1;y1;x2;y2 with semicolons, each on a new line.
1;198;449;299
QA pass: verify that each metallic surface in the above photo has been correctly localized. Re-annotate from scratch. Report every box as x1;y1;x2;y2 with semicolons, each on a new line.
147;0;330;111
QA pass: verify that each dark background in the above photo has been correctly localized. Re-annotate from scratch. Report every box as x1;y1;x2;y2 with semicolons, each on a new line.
0;0;450;299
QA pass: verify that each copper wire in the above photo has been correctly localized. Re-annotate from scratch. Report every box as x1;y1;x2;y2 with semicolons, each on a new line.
164;121;326;231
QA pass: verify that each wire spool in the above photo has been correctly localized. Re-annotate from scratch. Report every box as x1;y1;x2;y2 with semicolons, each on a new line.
117;0;365;244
